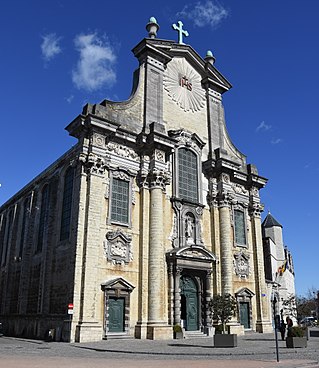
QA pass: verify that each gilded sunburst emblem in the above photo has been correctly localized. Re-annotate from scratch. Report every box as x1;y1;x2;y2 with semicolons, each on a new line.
163;58;205;113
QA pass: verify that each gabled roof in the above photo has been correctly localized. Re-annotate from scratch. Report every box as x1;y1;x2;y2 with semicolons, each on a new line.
262;213;282;228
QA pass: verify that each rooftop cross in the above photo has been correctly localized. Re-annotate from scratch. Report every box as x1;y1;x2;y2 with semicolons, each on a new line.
172;21;189;44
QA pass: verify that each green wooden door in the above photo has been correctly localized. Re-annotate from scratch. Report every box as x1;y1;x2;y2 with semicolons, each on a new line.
181;276;198;331
239;302;250;329
109;297;125;332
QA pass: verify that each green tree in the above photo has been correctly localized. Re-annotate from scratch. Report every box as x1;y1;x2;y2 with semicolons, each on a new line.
209;293;237;334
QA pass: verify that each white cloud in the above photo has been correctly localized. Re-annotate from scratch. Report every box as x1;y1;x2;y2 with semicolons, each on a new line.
72;33;117;92
256;121;272;132
271;138;282;145
177;1;229;28
65;95;74;104
41;33;62;61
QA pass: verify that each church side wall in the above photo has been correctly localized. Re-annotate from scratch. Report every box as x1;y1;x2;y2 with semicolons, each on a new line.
0;149;80;341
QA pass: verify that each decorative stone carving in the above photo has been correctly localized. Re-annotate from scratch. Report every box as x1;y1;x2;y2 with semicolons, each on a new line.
93;133;105;147
104;230;133;265
163;58;206;113
107;142;139;161
168;129;204;153
217;190;235;207
82;153;108;177
104;177;110;199
148;168;171;190
154;149;165;162
232;183;248;195
169;214;178;246
207;177;218;207
234;251;250;278
221;173;230;183
250;186;260;198
249;202;264;218
112;170;130;182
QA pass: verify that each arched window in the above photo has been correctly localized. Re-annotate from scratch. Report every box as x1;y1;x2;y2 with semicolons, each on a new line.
18;197;30;259
37;185;50;253
60;167;75;241
178;148;199;203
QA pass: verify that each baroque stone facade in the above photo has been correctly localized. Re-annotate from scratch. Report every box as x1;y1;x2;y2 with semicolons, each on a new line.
0;19;276;342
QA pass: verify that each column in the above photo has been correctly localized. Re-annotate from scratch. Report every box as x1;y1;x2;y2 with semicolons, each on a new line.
146;169;173;340
148;185;164;322
218;194;233;295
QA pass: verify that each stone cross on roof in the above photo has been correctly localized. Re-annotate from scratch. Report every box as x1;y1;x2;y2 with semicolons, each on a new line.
172;20;189;44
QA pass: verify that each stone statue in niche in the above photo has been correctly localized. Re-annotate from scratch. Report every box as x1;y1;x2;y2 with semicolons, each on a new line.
185;213;195;245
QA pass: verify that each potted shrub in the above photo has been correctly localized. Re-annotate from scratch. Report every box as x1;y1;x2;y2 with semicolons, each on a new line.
286;326;307;348
173;324;184;339
209;293;237;347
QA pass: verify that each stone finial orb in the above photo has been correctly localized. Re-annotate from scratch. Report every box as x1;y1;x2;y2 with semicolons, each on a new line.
146;17;160;39
205;50;216;65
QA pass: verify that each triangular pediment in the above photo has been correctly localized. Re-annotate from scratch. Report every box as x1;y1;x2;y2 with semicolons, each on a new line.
235;287;255;298
101;277;135;291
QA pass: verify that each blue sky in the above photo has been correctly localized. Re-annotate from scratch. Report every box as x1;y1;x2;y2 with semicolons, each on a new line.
0;0;318;296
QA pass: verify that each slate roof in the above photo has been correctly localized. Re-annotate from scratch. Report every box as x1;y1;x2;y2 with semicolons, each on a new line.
262;213;282;228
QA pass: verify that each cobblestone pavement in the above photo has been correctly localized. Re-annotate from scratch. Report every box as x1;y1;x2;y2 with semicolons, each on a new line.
0;332;318;368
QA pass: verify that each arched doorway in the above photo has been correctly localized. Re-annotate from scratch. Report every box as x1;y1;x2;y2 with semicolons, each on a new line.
180;276;198;331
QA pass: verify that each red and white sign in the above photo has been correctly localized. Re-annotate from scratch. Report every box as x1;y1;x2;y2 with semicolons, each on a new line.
68;303;74;315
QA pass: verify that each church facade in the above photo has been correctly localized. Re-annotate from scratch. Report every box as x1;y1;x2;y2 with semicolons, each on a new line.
0;19;274;342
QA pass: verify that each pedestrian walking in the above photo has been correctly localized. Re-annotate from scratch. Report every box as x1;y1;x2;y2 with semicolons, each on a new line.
286;316;293;337
279;320;286;340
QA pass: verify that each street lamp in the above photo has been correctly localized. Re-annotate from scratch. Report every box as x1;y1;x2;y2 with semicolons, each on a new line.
272;295;280;362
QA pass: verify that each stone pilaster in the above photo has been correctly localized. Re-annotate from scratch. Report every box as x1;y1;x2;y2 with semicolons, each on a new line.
174;267;182;325
250;201;273;333
74;153;107;342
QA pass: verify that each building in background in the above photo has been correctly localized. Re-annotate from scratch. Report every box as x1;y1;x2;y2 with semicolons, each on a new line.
262;213;296;323
0;18;275;342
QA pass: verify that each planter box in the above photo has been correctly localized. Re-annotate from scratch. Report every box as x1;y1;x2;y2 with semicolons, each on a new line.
214;334;237;347
174;331;184;339
286;337;307;348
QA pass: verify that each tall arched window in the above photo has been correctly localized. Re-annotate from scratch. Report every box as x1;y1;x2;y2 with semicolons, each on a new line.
37;185;50;253
18;197;30;259
178;148;199;203
60;167;74;241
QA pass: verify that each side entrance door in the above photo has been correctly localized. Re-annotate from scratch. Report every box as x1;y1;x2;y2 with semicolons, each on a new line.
108;297;125;332
181;276;198;331
239;302;250;329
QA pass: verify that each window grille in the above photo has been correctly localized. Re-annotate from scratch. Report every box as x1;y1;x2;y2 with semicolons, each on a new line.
178;148;199;202
111;178;129;224
234;210;246;245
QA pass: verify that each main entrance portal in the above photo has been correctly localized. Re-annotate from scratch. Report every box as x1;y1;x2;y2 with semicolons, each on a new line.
180;276;198;331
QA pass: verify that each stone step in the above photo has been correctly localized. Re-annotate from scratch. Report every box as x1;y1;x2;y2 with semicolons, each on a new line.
184;330;207;339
